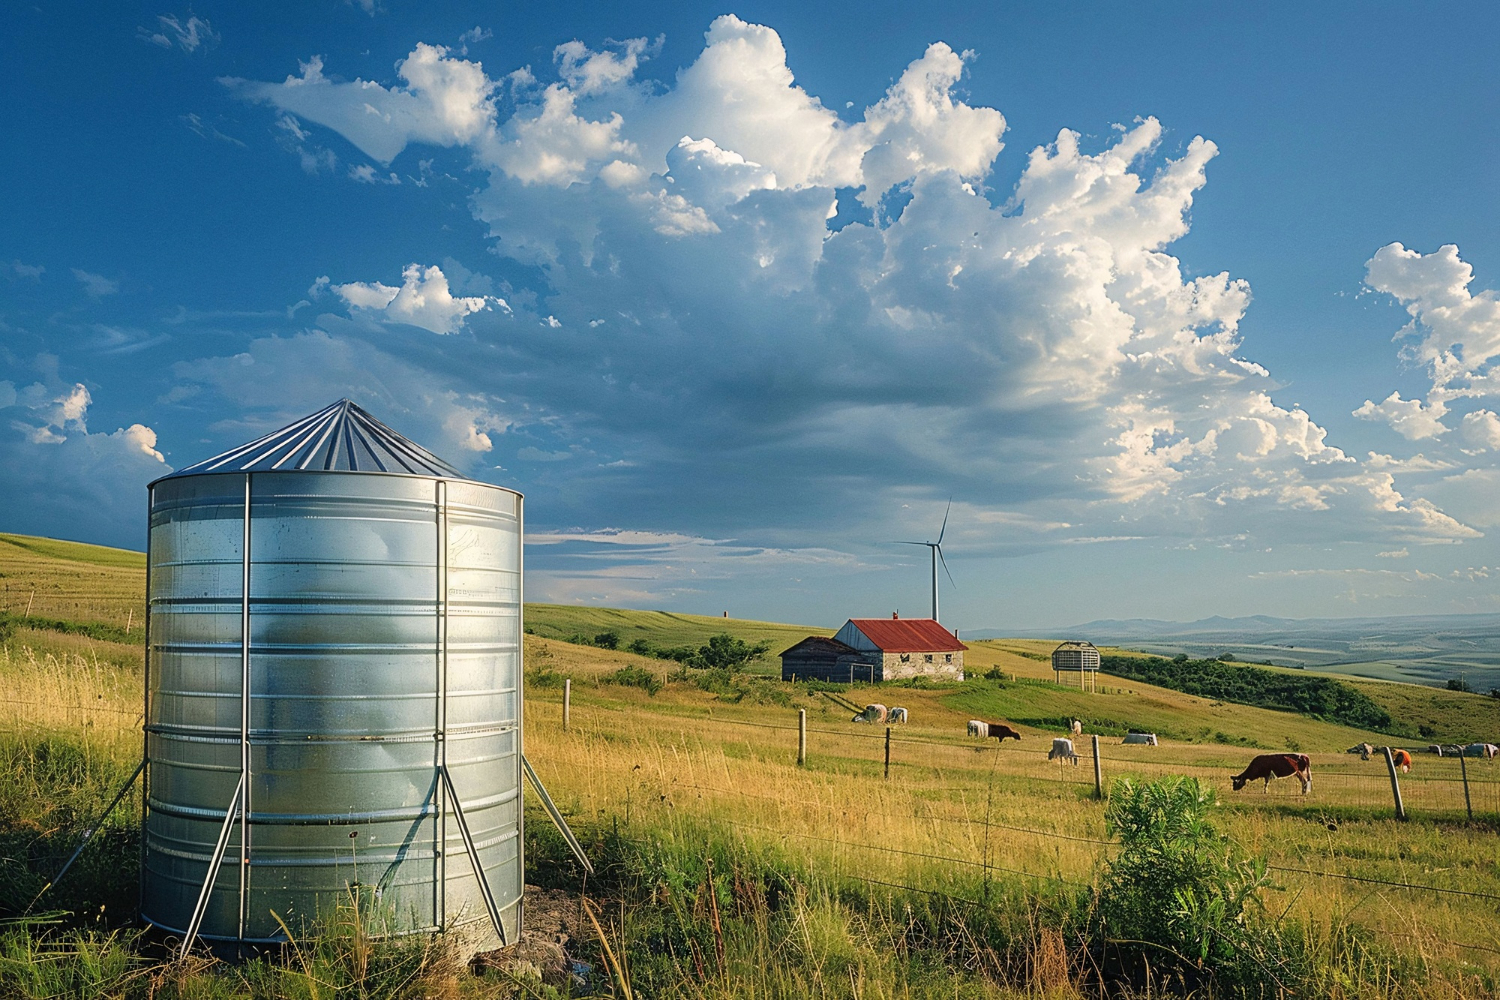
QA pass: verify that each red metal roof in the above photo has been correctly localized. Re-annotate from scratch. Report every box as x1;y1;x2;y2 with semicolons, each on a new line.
846;618;967;653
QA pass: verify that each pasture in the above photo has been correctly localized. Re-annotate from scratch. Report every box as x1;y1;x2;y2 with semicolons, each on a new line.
3;534;1500;997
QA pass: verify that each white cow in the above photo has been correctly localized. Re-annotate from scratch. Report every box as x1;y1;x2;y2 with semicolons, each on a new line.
852;703;888;724
1465;743;1500;760
1048;737;1080;765
967;720;987;738
888;707;908;724
1070;720;1082;736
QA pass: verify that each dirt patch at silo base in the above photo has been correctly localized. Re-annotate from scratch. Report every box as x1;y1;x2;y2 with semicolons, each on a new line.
472;885;592;991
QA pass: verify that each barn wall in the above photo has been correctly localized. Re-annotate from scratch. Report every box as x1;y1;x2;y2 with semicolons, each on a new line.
781;655;879;683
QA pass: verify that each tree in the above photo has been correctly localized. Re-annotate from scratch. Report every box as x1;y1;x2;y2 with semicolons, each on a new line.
1447;676;1472;693
594;631;620;650
694;633;771;671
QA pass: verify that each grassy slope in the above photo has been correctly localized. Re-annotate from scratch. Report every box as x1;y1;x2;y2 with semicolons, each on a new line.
4;531;1494;742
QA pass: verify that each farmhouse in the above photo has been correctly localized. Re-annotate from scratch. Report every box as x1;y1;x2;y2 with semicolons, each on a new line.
781;615;966;682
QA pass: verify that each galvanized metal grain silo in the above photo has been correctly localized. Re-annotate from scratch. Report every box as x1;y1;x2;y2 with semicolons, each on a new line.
142;399;523;953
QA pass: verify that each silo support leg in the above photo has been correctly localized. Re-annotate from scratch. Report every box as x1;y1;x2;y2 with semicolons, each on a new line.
521;754;594;875
180;774;244;959
46;758;145;895
439;766;508;947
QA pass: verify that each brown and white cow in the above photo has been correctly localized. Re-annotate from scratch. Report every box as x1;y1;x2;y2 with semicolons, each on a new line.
1231;753;1311;794
969;721;1020;741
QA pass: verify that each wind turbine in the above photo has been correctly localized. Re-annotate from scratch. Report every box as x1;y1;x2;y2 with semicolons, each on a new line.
895;500;955;622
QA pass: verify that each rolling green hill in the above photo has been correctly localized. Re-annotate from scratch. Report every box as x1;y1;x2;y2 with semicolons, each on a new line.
2;531;1493;742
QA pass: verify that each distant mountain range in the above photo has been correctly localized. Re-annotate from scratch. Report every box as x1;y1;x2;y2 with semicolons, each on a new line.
970;613;1500;691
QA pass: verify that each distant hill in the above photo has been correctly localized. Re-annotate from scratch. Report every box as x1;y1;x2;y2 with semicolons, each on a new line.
975;613;1500;691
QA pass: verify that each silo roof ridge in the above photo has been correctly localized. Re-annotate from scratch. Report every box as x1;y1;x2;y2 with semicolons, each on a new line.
158;399;468;480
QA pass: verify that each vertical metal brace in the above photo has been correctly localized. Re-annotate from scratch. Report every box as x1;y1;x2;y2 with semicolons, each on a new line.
515;491;525;937
140;486;153;921
180;774;245;959
238;473;252;941
436;479;448;929
439;765;507;946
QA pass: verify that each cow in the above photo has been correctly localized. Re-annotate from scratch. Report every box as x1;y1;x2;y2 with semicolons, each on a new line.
1048;737;1079;765
851;704;888;724
1231;753;1311;794
888;706;909;724
1465;743;1499;760
1070;720;1083;736
970;721;1021;741
1389;748;1412;773
1349;742;1374;760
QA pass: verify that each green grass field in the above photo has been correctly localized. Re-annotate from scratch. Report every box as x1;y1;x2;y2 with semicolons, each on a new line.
4;534;1500;997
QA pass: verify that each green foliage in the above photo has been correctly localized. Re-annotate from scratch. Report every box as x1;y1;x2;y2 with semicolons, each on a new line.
981;666;1006;682
606;665;663;696
694;633;771;670
526;661;568;689
639;633;773;671
1100;655;1393;732
1446;676;1473;693
594;630;621;650
1099;777;1279;991
0;611;133;646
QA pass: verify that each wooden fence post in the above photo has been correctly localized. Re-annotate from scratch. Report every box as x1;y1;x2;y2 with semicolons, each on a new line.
797;709;806;767
1459;751;1473;821
563;679;571;732
1382;746;1406;821
884;726;891;780
1092;735;1103;800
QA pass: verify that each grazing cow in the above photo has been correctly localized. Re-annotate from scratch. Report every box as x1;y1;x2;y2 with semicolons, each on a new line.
1070;720;1083;736
1464;743;1499;760
1048;737;1079;764
1349;742;1374;760
1231;753;1312;794
851;703;888;724
967;720;987;738
1389;748;1412;773
888;707;909;724
981;722;1021;742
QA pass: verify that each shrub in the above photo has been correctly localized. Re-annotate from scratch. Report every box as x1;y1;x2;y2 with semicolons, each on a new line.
1098;777;1279;992
982;666;1006;682
606;665;663;696
628;638;652;656
594;631;620;650
1446;676;1472;693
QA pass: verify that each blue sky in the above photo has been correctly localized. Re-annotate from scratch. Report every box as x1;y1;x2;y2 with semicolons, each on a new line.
5;2;1500;629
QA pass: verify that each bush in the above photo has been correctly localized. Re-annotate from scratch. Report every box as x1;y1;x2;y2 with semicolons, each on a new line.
594;631;620;650
1098;777;1279;992
628;638;652;656
1446;676;1472;693
982;666;1006;682
606;665;663;696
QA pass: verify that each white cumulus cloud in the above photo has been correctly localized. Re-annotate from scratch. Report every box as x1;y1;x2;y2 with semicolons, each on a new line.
334;263;498;334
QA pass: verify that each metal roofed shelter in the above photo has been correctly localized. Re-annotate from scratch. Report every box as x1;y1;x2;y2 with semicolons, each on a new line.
779;635;864;683
1052;640;1100;692
831;616;967;682
135;400;563;957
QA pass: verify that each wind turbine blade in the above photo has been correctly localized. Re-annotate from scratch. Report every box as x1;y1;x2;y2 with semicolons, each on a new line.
936;544;956;588
891;540;928;546
937;499;952;544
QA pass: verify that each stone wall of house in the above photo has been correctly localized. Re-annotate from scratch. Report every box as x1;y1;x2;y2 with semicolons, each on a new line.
880;649;963;681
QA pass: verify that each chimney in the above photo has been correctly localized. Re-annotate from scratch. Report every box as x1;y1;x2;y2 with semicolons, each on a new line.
892;610;898;619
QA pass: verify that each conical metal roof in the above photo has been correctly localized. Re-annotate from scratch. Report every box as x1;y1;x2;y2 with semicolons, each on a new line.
160;399;466;480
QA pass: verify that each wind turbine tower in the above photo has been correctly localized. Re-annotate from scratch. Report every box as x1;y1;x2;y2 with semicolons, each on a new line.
896;501;954;623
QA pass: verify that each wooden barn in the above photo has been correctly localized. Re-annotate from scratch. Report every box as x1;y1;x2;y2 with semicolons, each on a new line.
778;635;871;683
779;615;967;683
